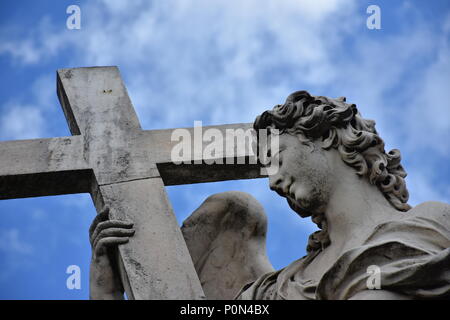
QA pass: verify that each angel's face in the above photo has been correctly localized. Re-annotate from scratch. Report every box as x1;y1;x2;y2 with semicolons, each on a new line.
267;133;333;218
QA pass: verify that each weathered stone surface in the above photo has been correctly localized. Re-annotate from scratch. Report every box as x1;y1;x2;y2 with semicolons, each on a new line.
0;136;89;199
137;123;262;185
181;191;274;300
99;178;202;300
57;66;205;299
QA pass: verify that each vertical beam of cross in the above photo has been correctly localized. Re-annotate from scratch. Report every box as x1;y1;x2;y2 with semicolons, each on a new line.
57;67;205;299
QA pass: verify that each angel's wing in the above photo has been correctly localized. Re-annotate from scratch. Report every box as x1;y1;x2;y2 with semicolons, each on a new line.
181;191;274;300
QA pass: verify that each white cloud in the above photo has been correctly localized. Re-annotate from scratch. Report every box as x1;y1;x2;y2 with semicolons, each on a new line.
0;73;59;141
0;103;45;140
1;0;358;128
0;229;32;255
0;40;40;64
0;15;72;66
0;228;35;284
31;74;55;109
407;170;449;205
403;31;450;156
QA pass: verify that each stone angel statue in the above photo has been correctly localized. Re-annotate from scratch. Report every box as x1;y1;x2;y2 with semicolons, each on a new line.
89;91;450;300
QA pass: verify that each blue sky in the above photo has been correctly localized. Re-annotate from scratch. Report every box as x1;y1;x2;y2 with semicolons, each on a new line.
0;0;449;299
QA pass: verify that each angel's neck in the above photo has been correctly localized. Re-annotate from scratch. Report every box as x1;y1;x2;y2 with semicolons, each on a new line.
324;174;399;253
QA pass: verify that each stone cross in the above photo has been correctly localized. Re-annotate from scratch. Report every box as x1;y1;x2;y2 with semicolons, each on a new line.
0;66;262;299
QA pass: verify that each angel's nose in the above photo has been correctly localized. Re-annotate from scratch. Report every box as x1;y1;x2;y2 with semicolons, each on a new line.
269;174;290;195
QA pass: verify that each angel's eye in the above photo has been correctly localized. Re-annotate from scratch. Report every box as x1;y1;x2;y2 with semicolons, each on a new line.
270;148;284;165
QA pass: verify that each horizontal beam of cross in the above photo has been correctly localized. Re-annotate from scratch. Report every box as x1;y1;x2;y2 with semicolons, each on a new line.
0;124;262;200
0;136;89;199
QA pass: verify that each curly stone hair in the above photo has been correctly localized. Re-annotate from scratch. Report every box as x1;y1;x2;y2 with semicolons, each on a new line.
254;90;411;212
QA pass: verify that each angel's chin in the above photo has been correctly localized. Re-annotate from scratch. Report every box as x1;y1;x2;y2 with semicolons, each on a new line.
287;197;312;218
